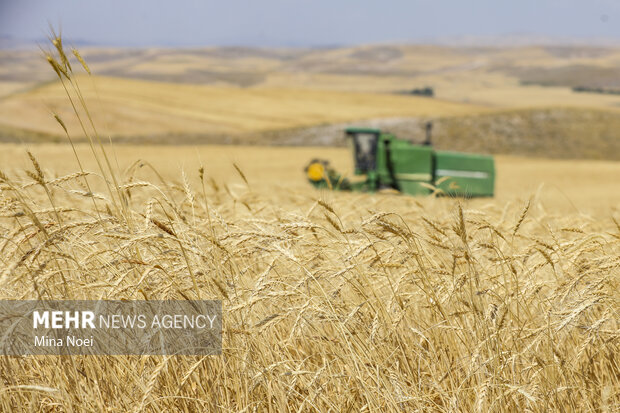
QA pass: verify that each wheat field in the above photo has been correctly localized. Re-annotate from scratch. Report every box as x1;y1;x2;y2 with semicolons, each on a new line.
0;143;618;411
0;36;618;412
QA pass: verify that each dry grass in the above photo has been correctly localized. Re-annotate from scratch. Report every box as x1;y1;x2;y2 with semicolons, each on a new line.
0;75;482;138
0;35;618;413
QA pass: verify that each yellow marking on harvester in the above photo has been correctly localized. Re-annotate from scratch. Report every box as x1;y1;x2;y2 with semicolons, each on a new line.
307;162;325;182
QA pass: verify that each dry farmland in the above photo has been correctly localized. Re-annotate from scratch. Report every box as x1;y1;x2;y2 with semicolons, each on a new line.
0;40;618;412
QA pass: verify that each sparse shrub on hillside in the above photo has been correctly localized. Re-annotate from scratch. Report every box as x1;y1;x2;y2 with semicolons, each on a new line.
404;86;434;97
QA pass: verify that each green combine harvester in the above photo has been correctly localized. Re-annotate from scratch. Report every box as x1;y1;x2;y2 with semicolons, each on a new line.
305;125;495;197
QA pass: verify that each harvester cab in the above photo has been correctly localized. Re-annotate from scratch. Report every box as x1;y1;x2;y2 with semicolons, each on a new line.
305;125;495;197
346;128;382;192
347;128;379;174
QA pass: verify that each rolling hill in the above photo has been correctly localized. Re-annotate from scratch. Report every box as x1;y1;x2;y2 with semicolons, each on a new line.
1;43;620;158
0;75;482;138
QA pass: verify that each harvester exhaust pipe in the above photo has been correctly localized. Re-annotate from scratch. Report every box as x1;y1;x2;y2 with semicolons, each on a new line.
423;121;433;146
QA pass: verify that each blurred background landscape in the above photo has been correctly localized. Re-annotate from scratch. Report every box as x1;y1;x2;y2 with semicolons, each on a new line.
2;0;620;160
1;0;619;213
2;41;620;159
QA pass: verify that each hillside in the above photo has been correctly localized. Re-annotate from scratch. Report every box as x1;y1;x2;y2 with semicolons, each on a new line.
2;44;620;158
0;75;482;137
6;44;620;97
